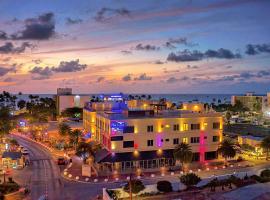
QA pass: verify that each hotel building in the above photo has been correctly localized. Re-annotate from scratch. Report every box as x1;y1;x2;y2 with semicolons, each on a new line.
231;92;265;112
55;88;91;115
83;99;223;172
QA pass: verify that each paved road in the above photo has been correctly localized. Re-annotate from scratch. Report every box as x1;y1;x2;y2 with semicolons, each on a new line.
10;134;270;200
10;135;123;200
11;135;64;200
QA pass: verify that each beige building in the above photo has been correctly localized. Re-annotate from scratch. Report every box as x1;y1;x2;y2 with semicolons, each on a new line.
238;135;263;154
83;101;223;172
181;102;205;112
55;88;91;115
231;92;265;112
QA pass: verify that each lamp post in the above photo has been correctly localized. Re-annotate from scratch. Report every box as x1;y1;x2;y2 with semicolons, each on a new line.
3;170;6;184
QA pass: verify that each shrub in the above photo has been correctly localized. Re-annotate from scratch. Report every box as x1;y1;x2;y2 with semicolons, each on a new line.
123;179;145;194
107;190;120;200
250;175;262;182
260;169;270;178
250;175;270;183
180;173;201;186
157;181;173;193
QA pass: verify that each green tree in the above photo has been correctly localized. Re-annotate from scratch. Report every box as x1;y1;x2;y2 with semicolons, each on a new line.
0;91;17;109
58;123;71;136
0;107;14;137
156;181;173;193
17;100;26;110
9;138;19;146
123;179;145;195
69;129;83;150
61;107;83;118
261;136;270;160
173;142;193;172
75;141;101;163
260;169;270;178
180;173;201;187
25;96;56;122
225;111;232;126
218;139;237;163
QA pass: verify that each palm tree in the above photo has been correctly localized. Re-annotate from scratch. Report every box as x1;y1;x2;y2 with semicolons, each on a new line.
261;136;270;160
58;123;71;136
69;129;83;150
0;107;13;137
76;141;102;163
173;142;193;172
17;100;26;110
218;139;237;164
225;111;232;126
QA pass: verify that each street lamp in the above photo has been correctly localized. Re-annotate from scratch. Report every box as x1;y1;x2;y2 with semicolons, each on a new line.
3;170;6;184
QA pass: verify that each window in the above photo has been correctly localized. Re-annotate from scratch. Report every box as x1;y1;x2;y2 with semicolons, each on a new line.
123;141;134;148
173;138;179;145
213;136;219;142
147;125;154;132
111;136;123;141
173;124;179;131
191;137;200;143
165;138;170;142
191;123;200;130
147;140;153;146
182;137;188;144
213;122;220;130
123;126;134;133
183;123;188;131
205;151;217;160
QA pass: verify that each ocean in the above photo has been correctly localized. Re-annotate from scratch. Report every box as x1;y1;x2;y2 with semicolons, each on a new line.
15;93;235;104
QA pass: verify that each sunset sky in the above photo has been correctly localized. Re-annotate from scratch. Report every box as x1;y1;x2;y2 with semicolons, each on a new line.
0;0;269;94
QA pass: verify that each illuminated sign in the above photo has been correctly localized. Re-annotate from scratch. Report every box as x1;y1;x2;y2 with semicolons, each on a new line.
111;121;126;134
19;120;26;127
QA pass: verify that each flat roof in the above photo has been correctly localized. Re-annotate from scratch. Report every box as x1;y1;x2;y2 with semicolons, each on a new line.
97;110;221;120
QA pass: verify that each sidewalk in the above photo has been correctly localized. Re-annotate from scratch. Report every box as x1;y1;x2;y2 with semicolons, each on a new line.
61;157;268;184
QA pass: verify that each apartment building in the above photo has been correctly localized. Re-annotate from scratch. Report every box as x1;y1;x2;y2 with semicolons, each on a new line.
231;92;265;112
83;101;223;172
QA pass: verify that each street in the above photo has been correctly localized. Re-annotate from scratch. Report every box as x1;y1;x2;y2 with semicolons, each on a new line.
10;135;117;200
9;134;270;200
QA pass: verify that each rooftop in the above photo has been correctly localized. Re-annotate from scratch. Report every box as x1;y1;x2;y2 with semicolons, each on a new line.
97;109;221;120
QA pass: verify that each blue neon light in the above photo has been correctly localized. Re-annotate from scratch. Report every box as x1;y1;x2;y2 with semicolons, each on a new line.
84;132;92;139
111;121;126;134
19;120;26;127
